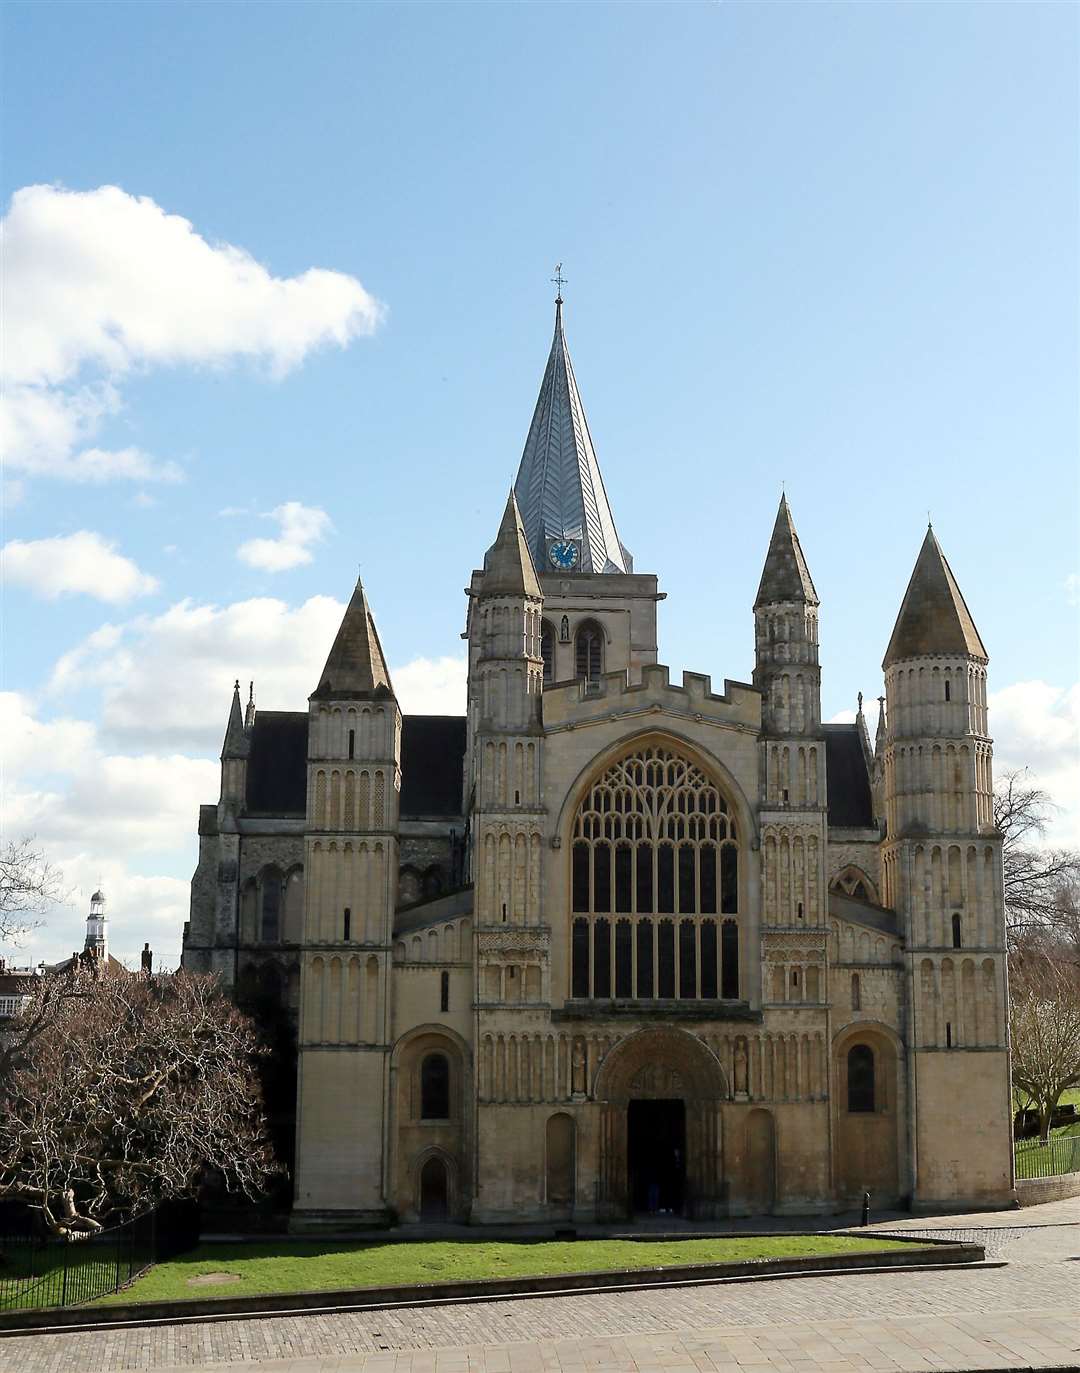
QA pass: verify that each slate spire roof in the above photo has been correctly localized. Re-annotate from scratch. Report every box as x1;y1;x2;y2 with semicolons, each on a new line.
754;495;819;609
314;578;394;698
883;527;987;668
513;298;630;575
482;489;542;599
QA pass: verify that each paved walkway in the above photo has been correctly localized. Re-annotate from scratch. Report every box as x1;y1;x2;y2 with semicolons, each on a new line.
4;1199;1078;1373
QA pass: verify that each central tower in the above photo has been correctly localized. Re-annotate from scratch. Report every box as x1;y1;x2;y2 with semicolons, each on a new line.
507;295;661;690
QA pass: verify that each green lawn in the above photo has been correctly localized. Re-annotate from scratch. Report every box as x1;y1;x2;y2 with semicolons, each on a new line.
98;1235;914;1306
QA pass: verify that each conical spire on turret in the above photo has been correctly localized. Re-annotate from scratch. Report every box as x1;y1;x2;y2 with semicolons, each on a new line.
883;527;987;669
314;578;394;699
482;490;542;599
513;296;630;576
221;680;249;759
754;495;819;609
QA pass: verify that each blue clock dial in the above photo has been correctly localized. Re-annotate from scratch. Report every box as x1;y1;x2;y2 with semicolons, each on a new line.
548;540;580;570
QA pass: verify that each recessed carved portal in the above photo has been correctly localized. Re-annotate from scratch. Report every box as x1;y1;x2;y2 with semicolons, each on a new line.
594;1027;726;1219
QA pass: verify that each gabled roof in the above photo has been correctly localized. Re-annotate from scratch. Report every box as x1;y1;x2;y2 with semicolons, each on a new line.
824;724;875;828
482;490;542;598
754;496;818;609
513;299;630;575
313;579;394;699
883;528;987;668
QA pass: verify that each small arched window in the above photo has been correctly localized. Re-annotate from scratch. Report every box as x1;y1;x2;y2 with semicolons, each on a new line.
420;1052;450;1120
951;913;962;948
575;620;603;684
847;1044;875;1113
851;973;861;1010
260;870;281;942
540;620;555;686
440;970;450;1013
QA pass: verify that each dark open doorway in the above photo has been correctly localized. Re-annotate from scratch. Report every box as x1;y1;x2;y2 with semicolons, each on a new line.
419;1156;449;1220
627;1099;686;1215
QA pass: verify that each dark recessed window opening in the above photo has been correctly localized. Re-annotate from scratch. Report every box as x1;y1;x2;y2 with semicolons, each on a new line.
946;1021;953;1048
420;1052;450;1120
348;729;355;759
944;680;951;701
440;970;449;1013
343;908;351;941
952;913;962;948
540;621;555;686
847;1044;875;1113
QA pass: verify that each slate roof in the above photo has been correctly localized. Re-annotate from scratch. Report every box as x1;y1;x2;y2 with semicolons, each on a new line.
246;712;309;814
883;527;987;668
243;713;466;819
824;724;875;828
513;299;630;576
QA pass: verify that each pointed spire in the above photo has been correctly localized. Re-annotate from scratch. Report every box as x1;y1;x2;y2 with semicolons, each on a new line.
314;578;394;699
221;680;249;759
513;299;630;575
754;495;819;609
875;695;887;755
244;681;256;730
482;490;542;599
883;527;987;668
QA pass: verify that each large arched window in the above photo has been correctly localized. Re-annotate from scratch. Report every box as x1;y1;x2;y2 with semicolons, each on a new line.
420;1052;450;1120
575;620;604;685
847;1044;875;1113
540;620;556;686
570;745;740;1001
831;866;878;904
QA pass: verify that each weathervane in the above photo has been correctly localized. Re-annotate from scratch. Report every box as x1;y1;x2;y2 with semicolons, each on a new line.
551;262;567;302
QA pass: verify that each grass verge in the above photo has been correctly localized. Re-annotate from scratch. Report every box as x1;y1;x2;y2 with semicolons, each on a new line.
97;1235;918;1306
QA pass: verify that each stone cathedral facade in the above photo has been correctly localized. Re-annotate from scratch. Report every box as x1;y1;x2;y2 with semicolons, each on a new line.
183;299;1014;1225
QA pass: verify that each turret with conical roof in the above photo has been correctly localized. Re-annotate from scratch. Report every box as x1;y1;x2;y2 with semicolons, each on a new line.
295;566;402;1219
753;495;821;739
482;490;542;600
879;526;1009;1207
220;680;250;810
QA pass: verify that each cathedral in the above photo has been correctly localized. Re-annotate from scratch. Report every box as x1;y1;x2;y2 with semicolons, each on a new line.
182;296;1014;1224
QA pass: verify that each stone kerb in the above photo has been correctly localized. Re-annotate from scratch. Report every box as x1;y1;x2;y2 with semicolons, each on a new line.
1015;1170;1080;1206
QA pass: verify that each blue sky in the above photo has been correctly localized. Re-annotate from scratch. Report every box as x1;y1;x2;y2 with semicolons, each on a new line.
2;1;1077;967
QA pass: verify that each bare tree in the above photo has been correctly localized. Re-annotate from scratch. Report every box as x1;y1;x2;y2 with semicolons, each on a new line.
1009;942;1080;1141
995;771;1080;938
0;837;67;945
0;963;280;1236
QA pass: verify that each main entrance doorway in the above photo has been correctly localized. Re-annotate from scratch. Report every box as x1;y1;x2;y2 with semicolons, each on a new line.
627;1099;686;1215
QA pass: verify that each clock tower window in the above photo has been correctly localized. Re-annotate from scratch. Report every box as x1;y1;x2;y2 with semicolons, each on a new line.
575;621;603;685
540;620;556;686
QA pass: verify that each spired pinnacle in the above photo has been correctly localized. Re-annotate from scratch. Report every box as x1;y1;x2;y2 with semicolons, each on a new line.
754;495;819;609
221;679;249;759
883;527;987;669
315;577;394;699
482;489;542;599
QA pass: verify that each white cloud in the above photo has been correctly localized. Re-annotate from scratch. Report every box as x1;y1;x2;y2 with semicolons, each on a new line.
237;501;332;572
1;184;383;483
1;531;159;603
49;594;466;751
0;692;216;969
988;680;1080;847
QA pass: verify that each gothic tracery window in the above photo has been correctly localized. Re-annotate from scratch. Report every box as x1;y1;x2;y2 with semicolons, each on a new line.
570;745;740;1001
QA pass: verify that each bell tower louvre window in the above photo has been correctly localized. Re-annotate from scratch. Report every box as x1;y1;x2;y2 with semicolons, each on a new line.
569;745;741;1001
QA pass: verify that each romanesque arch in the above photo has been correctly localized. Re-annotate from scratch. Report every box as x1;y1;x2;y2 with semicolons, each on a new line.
831;1021;903;1205
390;1024;471;1222
591;1026;727;1220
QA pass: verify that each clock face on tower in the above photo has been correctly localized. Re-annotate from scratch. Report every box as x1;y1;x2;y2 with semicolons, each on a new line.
548;540;580;571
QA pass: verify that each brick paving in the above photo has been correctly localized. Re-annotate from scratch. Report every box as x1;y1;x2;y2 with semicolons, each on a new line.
2;1199;1078;1372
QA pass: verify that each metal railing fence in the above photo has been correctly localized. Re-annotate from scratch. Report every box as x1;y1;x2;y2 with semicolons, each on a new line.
0;1209;156;1312
1014;1132;1080;1180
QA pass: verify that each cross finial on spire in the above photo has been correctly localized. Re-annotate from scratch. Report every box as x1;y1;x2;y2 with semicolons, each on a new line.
857;690;864;714
550;262;567;303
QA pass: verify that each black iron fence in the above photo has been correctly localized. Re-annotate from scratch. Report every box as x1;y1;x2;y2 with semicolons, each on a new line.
0;1209;156;1312
1014;1132;1080;1180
